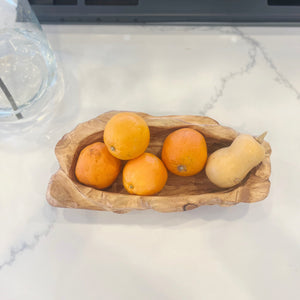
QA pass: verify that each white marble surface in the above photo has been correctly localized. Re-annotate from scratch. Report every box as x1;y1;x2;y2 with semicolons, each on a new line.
0;25;300;300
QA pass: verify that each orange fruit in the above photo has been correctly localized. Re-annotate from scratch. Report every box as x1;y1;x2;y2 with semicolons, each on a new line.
161;128;207;176
75;142;121;189
123;153;168;196
104;112;150;160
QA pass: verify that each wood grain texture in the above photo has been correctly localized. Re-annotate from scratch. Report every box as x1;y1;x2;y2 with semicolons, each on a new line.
46;111;272;213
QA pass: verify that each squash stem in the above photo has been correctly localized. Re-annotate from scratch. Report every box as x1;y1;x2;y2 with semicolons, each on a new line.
255;131;267;144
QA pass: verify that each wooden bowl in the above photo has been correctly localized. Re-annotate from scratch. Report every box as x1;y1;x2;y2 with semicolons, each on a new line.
46;111;271;213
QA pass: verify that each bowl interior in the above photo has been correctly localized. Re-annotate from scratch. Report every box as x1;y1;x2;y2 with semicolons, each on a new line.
66;125;249;196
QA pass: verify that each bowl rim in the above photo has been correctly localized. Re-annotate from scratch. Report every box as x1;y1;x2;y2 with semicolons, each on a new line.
46;111;272;213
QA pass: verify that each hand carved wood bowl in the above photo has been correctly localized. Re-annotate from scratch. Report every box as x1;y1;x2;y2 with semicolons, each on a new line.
46;111;272;213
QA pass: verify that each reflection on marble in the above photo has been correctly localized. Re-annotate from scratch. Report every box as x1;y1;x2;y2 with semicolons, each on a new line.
0;25;300;300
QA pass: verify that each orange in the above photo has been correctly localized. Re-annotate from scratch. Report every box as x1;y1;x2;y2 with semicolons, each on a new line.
161;128;207;176
75;142;121;189
103;112;150;160
123;153;168;196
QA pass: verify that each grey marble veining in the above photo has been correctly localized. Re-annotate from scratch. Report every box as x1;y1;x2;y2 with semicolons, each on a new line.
232;27;300;100
200;26;300;116
200;28;258;115
0;220;54;271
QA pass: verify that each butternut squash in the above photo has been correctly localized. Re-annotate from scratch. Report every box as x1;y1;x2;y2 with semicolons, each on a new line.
205;133;266;188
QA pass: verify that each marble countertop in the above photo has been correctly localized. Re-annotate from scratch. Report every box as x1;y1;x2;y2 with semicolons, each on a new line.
0;24;300;300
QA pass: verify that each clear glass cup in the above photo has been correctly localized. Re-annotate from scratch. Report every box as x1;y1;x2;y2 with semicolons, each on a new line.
0;0;63;133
